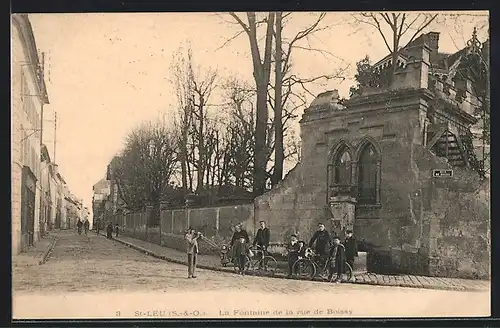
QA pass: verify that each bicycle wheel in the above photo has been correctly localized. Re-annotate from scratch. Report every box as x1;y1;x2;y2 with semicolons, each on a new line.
233;255;252;273
255;256;278;276
292;258;316;279
328;262;354;282
344;262;353;281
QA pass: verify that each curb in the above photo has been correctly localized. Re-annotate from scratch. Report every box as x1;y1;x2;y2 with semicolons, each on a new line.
39;236;58;265
101;234;488;292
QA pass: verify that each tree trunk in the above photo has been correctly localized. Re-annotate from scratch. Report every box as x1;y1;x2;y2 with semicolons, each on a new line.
248;12;275;197
197;99;205;193
272;12;284;187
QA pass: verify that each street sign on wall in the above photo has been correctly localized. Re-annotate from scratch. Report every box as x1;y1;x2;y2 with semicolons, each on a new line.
432;169;453;178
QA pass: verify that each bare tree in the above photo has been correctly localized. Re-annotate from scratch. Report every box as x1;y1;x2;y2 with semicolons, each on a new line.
221;77;256;193
352;12;438;86
224;12;349;188
228;12;275;196
170;45;218;194
114;121;179;225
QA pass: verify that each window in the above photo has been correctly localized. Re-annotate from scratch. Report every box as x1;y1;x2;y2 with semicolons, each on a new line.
334;148;352;185
358;143;378;204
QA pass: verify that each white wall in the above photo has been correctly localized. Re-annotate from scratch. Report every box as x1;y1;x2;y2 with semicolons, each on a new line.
11;17;44;254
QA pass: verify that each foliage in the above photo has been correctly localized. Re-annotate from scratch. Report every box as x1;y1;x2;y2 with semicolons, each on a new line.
114;121;179;224
349;56;382;96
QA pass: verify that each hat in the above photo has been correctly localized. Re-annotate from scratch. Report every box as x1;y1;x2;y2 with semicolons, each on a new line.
290;234;298;238
346;230;353;234
332;235;341;240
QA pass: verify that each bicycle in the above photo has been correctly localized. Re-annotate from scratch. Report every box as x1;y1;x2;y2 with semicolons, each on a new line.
248;245;278;276
292;247;353;282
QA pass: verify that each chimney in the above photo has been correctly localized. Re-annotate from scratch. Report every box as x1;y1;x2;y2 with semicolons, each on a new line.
427;32;440;64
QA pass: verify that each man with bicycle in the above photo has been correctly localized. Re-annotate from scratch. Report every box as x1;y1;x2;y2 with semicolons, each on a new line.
252;221;270;268
308;223;332;267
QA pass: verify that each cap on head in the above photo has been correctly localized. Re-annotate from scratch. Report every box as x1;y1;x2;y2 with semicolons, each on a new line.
346;230;353;234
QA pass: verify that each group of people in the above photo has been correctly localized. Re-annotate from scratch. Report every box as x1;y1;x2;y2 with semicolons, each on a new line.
184;220;357;282
84;218;120;239
76;218;90;235
286;223;358;282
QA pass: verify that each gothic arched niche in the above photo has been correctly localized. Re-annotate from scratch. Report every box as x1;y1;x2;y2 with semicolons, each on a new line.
357;142;380;205
334;146;352;186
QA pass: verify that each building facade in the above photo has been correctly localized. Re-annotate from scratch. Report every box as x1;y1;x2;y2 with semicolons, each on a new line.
255;31;490;279
92;178;111;229
39;144;52;236
11;14;49;254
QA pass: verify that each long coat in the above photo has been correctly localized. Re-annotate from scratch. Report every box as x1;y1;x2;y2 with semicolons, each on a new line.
308;230;332;255
329;244;346;273
231;230;250;246
344;236;358;260
253;228;270;247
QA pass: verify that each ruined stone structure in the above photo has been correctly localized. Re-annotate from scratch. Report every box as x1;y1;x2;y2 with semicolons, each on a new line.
255;31;490;279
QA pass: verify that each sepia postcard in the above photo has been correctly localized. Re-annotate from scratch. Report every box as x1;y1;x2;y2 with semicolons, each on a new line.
11;11;490;320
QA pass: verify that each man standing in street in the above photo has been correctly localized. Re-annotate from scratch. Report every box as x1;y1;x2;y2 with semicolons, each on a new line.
253;221;270;266
185;227;202;279
344;229;358;273
77;219;83;235
83;218;90;235
308;223;332;263
95;218;101;234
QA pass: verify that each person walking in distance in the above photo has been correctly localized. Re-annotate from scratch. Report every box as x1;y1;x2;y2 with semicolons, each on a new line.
77;219;83;235
95;218;101;234
83;218;90;235
344;230;358;277
185;227;202;279
308;223;332;265
114;223;120;237
106;222;113;239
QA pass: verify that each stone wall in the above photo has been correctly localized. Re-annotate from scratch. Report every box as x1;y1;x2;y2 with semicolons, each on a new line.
114;203;255;255
253;86;490;279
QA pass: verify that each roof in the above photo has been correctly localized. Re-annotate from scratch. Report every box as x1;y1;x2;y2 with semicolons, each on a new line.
373;31;489;77
93;178;110;192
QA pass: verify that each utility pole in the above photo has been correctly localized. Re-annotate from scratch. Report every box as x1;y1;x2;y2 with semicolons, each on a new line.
53;112;57;163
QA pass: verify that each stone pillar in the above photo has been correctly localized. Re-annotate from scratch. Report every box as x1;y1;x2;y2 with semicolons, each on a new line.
185;193;197;230
329;195;357;238
216;207;220;237
376;161;381;204
171;210;174;234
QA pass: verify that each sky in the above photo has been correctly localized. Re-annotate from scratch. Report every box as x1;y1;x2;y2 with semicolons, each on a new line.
26;11;488;212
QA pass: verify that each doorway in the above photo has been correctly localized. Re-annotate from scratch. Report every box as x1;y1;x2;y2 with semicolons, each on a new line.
21;166;37;252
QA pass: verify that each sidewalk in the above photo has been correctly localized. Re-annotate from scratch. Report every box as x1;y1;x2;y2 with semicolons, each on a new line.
101;232;490;292
13;231;58;267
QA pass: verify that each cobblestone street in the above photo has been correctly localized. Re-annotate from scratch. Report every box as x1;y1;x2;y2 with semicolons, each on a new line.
13;230;490;319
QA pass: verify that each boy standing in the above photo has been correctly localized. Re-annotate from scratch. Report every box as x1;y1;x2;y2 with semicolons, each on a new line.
234;236;250;275
286;234;301;278
344;230;358;272
328;236;346;283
